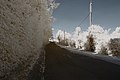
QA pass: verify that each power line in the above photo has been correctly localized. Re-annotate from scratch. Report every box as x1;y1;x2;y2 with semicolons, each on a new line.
78;0;93;27
78;13;90;27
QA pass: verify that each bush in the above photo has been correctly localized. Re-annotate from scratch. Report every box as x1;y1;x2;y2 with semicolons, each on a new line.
108;38;120;56
84;34;95;52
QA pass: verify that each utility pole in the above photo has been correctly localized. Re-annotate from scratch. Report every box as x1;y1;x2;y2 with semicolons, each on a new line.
64;30;66;44
51;28;54;40
90;0;92;27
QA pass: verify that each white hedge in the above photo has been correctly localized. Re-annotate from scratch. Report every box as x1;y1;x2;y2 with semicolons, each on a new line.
0;0;54;79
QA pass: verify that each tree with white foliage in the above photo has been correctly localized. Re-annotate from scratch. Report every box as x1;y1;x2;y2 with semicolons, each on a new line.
108;38;120;56
107;27;120;56
84;33;95;52
55;25;120;56
111;27;120;38
72;27;82;48
56;30;71;46
47;0;60;14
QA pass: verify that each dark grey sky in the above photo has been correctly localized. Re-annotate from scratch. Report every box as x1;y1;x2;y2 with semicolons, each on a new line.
53;0;120;35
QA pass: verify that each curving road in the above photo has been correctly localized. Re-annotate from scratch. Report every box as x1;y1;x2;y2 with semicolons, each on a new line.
44;42;120;80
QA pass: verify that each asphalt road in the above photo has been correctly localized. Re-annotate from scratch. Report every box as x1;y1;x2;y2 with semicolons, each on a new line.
44;42;120;80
